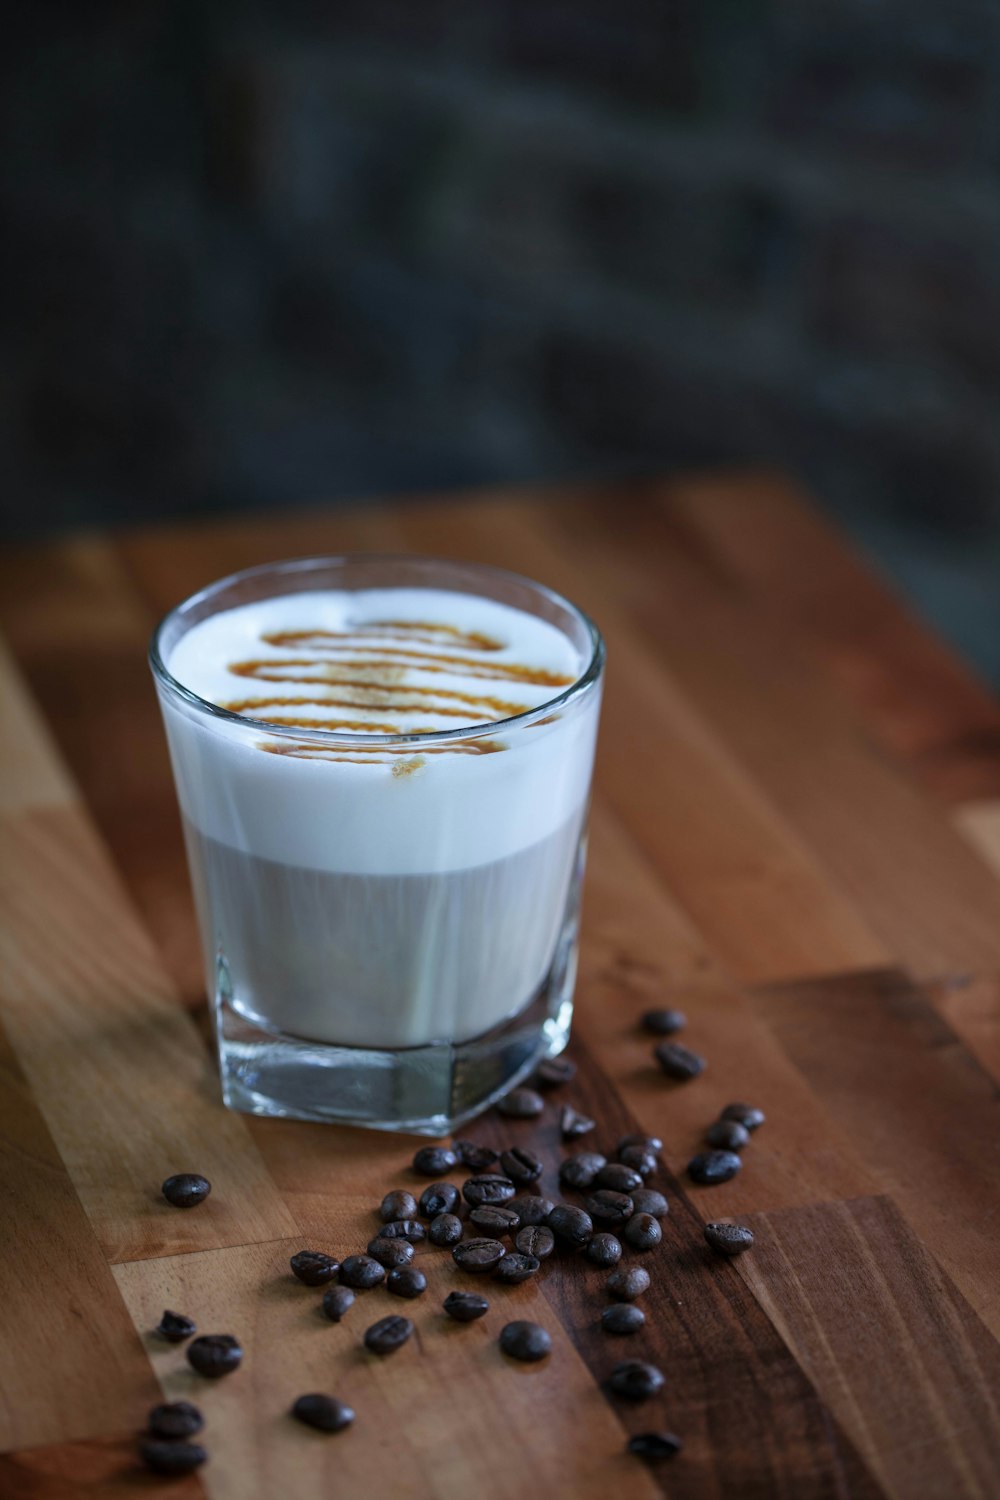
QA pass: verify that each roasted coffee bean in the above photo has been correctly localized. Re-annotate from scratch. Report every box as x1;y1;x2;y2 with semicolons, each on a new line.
609;1360;665;1401
470;1205;520;1236
618;1132;663;1155
628;1432;683;1461
618;1145;658;1178
688;1150;742;1186
377;1219;426;1243
559;1152;607;1190
379;1190;419;1223
364;1314;413;1355
510;1194;555;1227
367;1236;415;1269
161;1173;211;1209
140;1440;207;1476
595;1163;644;1194
186;1334;242;1378
462;1174;516;1207
704;1222;755;1256
499;1320;551;1362
497;1087;544;1119
156;1309;195;1343
147;1402;203;1440
720;1101;765;1132
454;1139;499;1170
339;1254;386;1289
428;1213;464;1247
654;1041;706;1081
321;1285;355;1322
641;1007;686;1035
535;1056;577;1088
494;1252;540;1284
607;1266;651;1301
453;1236;507;1273
516;1224;555;1259
631;1188;669;1218
585;1190;635;1225
706;1119;750;1151
500;1147;543;1185
387;1266;427;1298
412;1145;458;1177
559;1104;595;1139
290;1250;339;1286
419;1181;459;1219
623;1212;662;1251
443;1290;489;1322
602;1304;646;1335
291;1393;355;1433
546;1203;594;1247
585;1232;623;1268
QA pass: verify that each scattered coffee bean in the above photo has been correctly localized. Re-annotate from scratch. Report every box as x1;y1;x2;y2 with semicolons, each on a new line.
585;1189;635;1225
706;1119;750;1151
618;1145;658;1178
367;1236;415;1269
546;1203;594;1247
462;1175;516;1207
510;1194;555;1227
607;1266;651;1301
654;1041;706;1081
631;1188;669;1218
156;1309;195;1343
516;1224;555;1259
419;1181;459;1218
560;1104;595;1139
595;1162;644;1194
379;1190;419;1223
558;1152;607;1190
494;1252;540;1284
443;1290;489;1322
704;1222;755;1256
628;1432;683;1462
161;1173;211;1209
641;1008;687;1036
688;1150;742;1186
455;1140;499;1170
289;1250;339;1286
497;1087;544;1119
291;1393;355;1433
623;1212;662;1251
339;1254;386;1289
499;1320;551;1362
412;1145;458;1177
719;1102;765;1132
470;1205;520;1236
453;1237;507;1273
140;1440;207;1476
609;1360;665;1401
500;1146;543;1185
387;1266;427;1298
602;1304;646;1335
364;1314;413;1356
428;1213;464;1247
322;1286;355;1322
618;1131;663;1155
585;1232;623;1268
147;1402;203;1440
376;1219;426;1242
535;1056;577;1088
186;1334;243;1378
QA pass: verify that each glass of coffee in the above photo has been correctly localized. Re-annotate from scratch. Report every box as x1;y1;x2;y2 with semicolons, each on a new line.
150;555;604;1133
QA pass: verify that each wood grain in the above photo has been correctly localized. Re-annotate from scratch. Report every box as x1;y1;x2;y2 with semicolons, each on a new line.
0;1434;207;1498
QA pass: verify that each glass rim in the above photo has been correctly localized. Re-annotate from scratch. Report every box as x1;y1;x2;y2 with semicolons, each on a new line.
148;553;606;747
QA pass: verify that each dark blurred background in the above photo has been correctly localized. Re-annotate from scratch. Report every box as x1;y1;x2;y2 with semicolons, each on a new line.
2;2;999;680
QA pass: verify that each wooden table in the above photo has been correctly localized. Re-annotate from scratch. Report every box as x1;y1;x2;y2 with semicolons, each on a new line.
2;473;999;1499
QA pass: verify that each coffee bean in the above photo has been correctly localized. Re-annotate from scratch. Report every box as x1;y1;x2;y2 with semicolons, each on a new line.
322;1286;355;1322
499;1320;551;1362
510;1194;555;1227
559;1152;607;1190
654;1041;706;1080
500;1147;543;1185
535;1056;577;1088
595;1163;644;1194
161;1173;211;1209
688;1150;742;1186
607;1266;650;1301
428;1213;464;1247
618;1145;658;1178
497;1087;544;1119
704;1222;755;1256
379;1190;419;1223
602;1304;646;1335
462;1175;516;1207
387;1266;427;1298
454;1139;499;1170
623;1212;662;1251
140;1441;207;1476
147;1402;203;1440
618;1132;663;1155
641;1008;687;1035
364;1314;413;1355
443;1290;489;1322
631;1188;669;1218
412;1145;458;1177
289;1250;339;1286
546;1203;594;1247
628;1432;683;1461
156;1309;195;1343
453;1237;507;1273
585;1190;635;1225
560;1104;595;1140
706;1119;750;1151
339;1254;386;1289
367;1236;415;1269
470;1205;520;1236
419;1181;459;1218
186;1334;242;1378
609;1360;665;1401
291;1393;355;1433
377;1219;426;1242
494;1252;540;1284
585;1232;623;1268
720;1101;765;1132
516;1224;555;1259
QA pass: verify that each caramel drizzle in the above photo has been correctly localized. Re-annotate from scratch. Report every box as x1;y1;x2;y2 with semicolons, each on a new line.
223;680;530;720
260;738;505;763
264;621;505;652
232;648;572;688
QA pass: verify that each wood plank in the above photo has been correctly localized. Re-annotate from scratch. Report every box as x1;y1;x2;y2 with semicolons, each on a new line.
0;1433;207;1498
0;636;75;815
924;972;1000;1087
952;799;1000;879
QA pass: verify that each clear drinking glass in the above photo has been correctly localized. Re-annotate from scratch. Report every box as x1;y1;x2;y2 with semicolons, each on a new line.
150;555;604;1133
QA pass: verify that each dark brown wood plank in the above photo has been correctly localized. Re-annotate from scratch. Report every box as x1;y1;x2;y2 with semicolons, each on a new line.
0;1433;207;1498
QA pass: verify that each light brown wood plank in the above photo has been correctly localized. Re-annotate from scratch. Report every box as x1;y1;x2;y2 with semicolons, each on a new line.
0;637;75;815
0;1433;207;1498
924;972;1000;1088
952;799;1000;878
